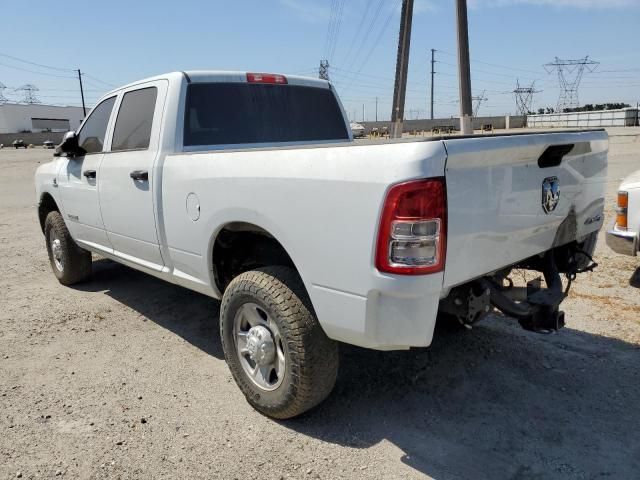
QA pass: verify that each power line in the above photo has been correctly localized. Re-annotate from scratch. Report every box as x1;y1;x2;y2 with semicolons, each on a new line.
340;1;374;68
345;0;387;74
335;0;400;94
0;51;75;72
320;0;346;80
80;72;116;88
0;60;75;79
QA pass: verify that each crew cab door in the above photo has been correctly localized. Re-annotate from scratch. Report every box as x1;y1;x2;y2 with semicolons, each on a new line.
98;81;167;270
57;96;116;250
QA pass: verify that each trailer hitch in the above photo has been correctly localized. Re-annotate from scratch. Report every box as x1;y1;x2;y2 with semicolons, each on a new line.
478;252;566;333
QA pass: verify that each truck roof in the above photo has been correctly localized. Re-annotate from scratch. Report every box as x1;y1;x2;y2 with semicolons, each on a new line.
103;70;331;97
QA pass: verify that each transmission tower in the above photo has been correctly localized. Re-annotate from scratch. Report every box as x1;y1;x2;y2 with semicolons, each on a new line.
472;90;487;117
17;84;41;104
318;59;330;81
544;56;598;112
0;82;7;104
513;80;541;116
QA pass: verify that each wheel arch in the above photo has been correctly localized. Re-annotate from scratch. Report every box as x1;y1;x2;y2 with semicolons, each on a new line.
38;191;60;233
208;220;306;297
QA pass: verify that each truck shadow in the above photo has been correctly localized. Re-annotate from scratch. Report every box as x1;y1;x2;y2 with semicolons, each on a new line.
630;266;640;288
79;259;640;480
77;258;224;359
288;319;640;479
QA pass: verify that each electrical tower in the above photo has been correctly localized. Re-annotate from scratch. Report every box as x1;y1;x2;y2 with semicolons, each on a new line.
17;84;41;104
544;56;598;112
318;59;330;81
0;82;7;104
513;80;541;116
472;90;487;117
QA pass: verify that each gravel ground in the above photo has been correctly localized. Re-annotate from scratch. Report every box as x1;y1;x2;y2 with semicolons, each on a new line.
1;139;639;480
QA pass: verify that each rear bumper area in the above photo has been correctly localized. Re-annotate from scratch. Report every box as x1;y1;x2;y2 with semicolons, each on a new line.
310;273;443;351
606;226;638;256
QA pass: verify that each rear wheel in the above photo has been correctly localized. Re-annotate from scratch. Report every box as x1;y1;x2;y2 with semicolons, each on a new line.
44;211;92;285
220;266;338;419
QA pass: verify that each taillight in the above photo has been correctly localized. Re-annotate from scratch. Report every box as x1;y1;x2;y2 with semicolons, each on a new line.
616;191;628;230
376;178;447;275
246;73;288;84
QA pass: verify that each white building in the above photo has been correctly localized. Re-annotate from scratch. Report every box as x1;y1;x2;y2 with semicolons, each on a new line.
526;107;639;128
0;103;86;134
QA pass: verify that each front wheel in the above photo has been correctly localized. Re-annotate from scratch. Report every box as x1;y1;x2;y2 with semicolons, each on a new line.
220;266;339;419
44;211;92;285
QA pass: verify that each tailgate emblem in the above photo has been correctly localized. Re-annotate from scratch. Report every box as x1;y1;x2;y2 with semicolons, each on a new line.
542;176;560;214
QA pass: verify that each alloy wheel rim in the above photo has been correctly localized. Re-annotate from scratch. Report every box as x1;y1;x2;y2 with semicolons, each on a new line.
233;302;286;391
51;236;64;272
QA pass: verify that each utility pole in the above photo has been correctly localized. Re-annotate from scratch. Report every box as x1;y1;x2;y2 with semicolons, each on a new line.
362;103;365;122
390;0;414;139
375;97;378;122
430;49;435;119
77;69;86;117
455;0;473;134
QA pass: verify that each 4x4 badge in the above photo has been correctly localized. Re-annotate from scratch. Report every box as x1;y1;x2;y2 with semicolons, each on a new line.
542;176;560;214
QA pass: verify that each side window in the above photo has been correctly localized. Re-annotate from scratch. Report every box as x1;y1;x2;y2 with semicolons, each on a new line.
77;96;116;154
111;87;157;151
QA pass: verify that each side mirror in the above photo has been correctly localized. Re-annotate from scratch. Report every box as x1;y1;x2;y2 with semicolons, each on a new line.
54;131;82;158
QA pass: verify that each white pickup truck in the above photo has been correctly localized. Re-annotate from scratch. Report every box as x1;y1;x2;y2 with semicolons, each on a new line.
35;71;607;418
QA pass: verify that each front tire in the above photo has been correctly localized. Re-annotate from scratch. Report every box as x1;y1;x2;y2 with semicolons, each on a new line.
220;266;338;419
44;211;92;285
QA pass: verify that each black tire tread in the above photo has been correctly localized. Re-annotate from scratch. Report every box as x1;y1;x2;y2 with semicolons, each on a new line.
220;266;338;419
44;211;91;285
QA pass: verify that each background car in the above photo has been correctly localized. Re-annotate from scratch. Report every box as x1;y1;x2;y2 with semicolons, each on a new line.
12;139;27;149
349;122;366;138
607;169;639;257
43;140;55;149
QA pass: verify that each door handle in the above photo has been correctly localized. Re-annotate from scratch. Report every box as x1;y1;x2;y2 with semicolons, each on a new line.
130;170;148;181
83;169;96;179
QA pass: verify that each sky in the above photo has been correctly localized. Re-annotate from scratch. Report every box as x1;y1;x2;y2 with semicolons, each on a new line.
0;0;638;121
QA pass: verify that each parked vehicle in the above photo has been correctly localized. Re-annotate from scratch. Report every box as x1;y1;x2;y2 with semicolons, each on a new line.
350;122;366;138
13;139;27;149
35;71;607;418
607;169;639;256
43;140;55;149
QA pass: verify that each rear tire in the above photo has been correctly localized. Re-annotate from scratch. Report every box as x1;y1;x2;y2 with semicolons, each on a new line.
44;211;92;285
220;266;338;419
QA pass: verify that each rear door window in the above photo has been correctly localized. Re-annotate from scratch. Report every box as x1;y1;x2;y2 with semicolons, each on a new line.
111;87;158;151
184;83;349;147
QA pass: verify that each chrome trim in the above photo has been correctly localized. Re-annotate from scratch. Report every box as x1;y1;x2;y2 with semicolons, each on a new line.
606;223;638;256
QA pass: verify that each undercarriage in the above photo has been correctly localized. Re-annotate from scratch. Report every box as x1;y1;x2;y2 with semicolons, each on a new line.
439;233;598;333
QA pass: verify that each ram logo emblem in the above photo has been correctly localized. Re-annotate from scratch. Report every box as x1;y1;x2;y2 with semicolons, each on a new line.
542;176;560;214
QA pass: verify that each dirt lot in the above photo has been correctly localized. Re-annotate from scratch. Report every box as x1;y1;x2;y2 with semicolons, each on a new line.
1;138;639;480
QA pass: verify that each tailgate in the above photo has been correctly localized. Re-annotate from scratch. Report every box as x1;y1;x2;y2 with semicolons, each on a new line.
442;130;608;289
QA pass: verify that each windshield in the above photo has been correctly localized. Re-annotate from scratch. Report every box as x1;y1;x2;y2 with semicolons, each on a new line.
183;83;349;147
